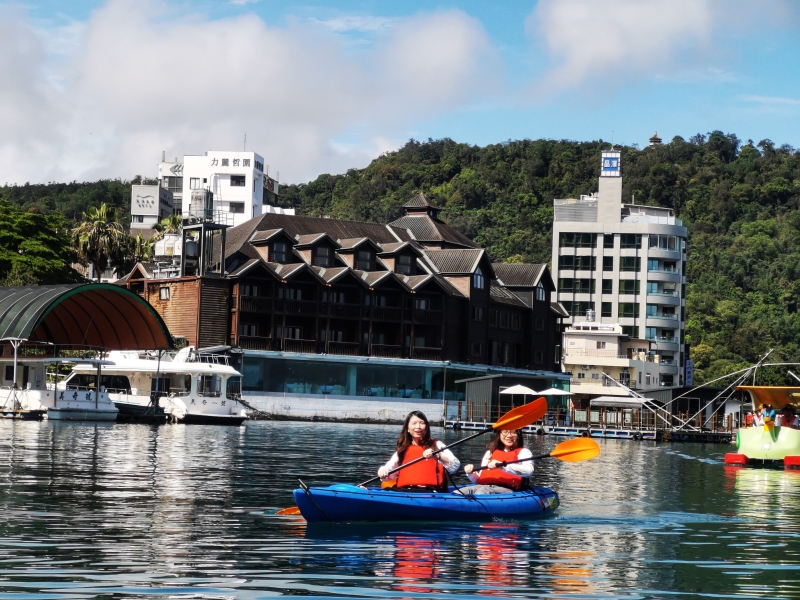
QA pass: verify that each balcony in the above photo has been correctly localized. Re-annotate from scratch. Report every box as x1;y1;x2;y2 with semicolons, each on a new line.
371;306;404;321
283;339;317;353
238;296;273;313
238;335;274;350
413;309;442;325
280;299;318;316
371;344;403;358
329;304;364;319
412;347;443;361
327;341;361;356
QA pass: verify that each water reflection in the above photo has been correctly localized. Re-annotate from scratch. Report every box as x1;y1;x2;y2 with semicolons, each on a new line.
2;420;800;598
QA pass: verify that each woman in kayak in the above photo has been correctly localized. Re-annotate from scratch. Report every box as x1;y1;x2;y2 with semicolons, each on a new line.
377;410;460;491
460;429;533;494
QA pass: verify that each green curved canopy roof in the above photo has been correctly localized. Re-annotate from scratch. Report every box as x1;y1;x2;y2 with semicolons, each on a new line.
0;284;173;350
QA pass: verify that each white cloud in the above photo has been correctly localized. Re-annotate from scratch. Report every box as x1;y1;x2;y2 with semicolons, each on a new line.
310;15;397;33
525;0;797;96
742;95;800;106
0;1;501;185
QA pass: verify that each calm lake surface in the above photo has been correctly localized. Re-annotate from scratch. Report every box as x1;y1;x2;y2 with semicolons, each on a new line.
1;419;800;599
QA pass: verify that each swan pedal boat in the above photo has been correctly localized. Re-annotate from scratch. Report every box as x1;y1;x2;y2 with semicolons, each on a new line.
292;484;560;523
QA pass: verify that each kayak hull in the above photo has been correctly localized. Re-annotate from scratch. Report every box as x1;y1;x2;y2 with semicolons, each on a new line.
293;484;559;523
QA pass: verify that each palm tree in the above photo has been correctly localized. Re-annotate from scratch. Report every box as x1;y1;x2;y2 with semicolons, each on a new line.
72;204;124;282
153;213;183;236
113;232;153;277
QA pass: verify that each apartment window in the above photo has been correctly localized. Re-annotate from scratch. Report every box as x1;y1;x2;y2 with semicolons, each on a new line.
278;287;302;300
619;280;640;294
397;254;414;275
664;261;677;272
189;177;201;190
620;257;641;272
603;234;615;249
559;233;597;248
601;302;612;317
239;323;257;337
473;267;485;289
577;372;585;379
618;303;639;318
602;279;613;294
620;234;641;249
132;215;144;223
229;202;244;213
648;259;659;271
622;325;639;338
603;256;614;271
645;327;657;340
356;250;374;270
241;285;258;296
535;351;545;365
415;298;429;310
472;306;485;322
596;341;607;349
314;246;332;267
558;278;594;293
489;309;498;326
499;312;509;329
273;242;288;263
561;301;592;317
164;176;183;192
511;314;521;330
646;304;658;317
554;345;561;363
470;341;484;356
159;287;170;300
4;366;12;381
535;285;546;302
534;316;544;331
231;175;246;187
649;235;678;251
559;256;596;270
647;282;659;294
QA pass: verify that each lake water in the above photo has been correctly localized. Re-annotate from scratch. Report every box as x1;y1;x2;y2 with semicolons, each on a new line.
1;419;800;599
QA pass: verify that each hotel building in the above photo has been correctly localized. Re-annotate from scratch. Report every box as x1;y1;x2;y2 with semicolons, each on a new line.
551;151;688;386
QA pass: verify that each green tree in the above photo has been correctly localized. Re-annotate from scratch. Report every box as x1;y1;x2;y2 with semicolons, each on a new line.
72;204;124;282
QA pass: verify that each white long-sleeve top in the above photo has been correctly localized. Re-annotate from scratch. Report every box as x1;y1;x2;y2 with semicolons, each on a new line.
467;448;534;484
380;441;460;481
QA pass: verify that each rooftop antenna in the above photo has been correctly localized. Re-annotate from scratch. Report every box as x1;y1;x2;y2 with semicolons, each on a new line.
611;131;615;150
244;134;246;151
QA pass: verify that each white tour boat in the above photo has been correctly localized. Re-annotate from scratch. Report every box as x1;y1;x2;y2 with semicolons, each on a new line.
65;347;248;426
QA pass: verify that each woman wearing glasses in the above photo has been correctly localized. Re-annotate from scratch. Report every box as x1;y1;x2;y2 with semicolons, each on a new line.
460;429;532;495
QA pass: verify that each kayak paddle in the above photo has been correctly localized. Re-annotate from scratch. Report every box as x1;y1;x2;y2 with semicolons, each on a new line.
465;437;601;470
358;397;548;487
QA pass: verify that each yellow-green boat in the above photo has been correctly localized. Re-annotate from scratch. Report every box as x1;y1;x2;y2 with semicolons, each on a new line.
726;386;800;468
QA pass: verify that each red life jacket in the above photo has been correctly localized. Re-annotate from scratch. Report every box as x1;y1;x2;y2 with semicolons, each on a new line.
477;448;525;490
396;444;446;489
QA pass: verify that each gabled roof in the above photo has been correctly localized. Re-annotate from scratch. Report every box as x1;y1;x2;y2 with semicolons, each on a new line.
353;270;410;290
310;266;365;286
388;214;478;248
229;258;281;279
424;249;487;275
492;263;547;288
402;273;465;297
266;262;324;283
377;241;426;257
490;282;529;307
250;228;293;245
337;237;383;252
551;302;570;318
403;191;441;210
295;232;340;248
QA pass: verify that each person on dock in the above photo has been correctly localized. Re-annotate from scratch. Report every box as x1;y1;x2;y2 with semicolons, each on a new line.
378;410;460;492
459;429;533;495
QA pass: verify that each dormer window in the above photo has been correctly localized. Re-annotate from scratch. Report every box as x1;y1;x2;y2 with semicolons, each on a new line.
473;266;485;290
356;250;374;270
273;242;288;263
536;284;546;302
396;254;415;275
314;246;332;268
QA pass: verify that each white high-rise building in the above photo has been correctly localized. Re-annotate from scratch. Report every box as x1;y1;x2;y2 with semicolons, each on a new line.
551;151;688;386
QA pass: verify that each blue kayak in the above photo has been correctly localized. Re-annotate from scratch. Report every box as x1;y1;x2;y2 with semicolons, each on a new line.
293;484;559;523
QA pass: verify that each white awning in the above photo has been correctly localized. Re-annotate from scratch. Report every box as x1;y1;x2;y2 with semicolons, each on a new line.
590;396;648;408
499;384;537;395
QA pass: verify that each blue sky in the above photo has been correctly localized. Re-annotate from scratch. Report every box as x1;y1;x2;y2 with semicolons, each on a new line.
2;0;800;184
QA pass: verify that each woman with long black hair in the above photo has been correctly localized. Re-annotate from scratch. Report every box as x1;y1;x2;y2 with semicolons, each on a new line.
377;410;460;491
460;428;532;494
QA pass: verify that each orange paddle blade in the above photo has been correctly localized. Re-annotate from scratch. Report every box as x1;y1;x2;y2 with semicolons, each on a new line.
493;397;548;431
549;438;600;463
381;479;397;489
276;506;301;515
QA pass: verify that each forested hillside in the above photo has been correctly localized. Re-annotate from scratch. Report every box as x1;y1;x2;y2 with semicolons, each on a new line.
2;134;799;383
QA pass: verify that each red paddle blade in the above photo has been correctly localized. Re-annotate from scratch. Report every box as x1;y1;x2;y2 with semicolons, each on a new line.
276;506;301;515
493;397;547;430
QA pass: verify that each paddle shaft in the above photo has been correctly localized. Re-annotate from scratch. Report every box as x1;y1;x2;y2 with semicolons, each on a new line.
359;427;492;487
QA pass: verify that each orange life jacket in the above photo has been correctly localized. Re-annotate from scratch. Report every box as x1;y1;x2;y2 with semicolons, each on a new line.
396;444;446;490
477;448;525;490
